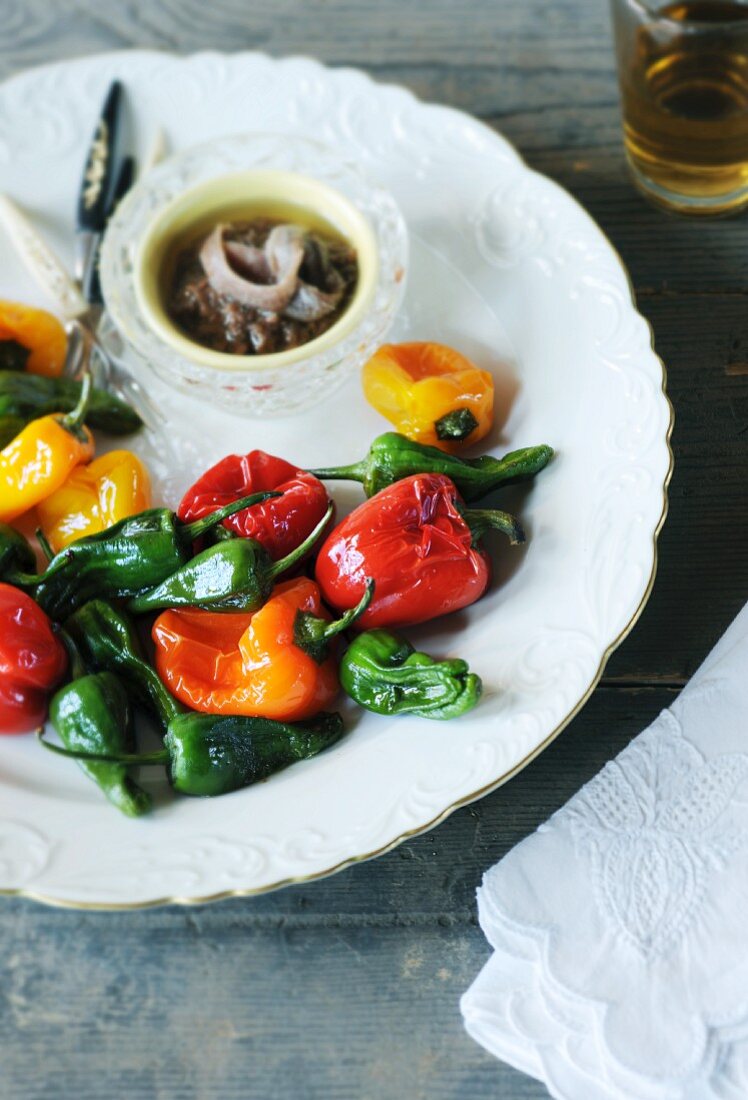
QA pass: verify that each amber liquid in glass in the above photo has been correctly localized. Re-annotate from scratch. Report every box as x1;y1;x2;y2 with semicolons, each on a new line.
619;1;748;210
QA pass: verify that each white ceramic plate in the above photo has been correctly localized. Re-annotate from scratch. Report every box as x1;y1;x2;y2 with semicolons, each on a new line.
0;51;672;908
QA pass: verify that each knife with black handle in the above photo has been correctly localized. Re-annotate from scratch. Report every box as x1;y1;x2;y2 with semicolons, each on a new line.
82;154;137;306
75;80;124;286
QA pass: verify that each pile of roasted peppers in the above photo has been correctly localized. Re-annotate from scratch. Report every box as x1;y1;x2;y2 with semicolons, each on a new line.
0;317;553;816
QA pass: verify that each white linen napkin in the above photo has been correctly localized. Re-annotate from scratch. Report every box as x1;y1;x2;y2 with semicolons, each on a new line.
461;601;748;1100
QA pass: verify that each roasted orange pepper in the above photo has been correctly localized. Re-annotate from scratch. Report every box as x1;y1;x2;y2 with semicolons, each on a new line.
36;449;152;553
0;300;67;377
152;577;344;723
0;374;94;524
362;341;494;453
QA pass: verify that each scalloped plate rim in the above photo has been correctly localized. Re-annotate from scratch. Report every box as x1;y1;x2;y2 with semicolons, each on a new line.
0;49;673;909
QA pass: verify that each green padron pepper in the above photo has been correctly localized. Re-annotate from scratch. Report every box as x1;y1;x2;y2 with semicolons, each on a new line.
309;431;553;501
65;599;184;731
48;642;151;817
0;415;26;449
0;372;143;447
0;522;36;577
128;503;333;613
340;629;482;719
0;339;30;372
7;490;279;620
40;711;346;799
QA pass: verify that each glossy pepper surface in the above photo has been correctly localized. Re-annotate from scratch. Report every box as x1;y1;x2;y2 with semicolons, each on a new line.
0;582;67;733
315;473;524;630
41;711;346;799
0;373;94;523
128;503;332;614
310;432;554;501
18;489;278;621
0;300;67;377
178;450;331;562
362;342;494;452
340;629;482;719
0;372;142;449
66;599;184;731
152;576;368;722
49;663;151;817
37;449;152;553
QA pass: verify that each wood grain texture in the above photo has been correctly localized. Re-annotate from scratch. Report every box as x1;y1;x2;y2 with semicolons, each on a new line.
0;1;745;1097
0;687;674;1100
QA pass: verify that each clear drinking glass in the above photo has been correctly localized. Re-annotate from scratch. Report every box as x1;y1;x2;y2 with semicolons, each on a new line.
610;0;748;215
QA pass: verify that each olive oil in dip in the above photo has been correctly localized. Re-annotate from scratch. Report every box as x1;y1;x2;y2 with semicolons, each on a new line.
613;0;748;213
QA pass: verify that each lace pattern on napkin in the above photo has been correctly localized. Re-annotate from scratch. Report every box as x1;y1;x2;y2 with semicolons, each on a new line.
567;708;748;960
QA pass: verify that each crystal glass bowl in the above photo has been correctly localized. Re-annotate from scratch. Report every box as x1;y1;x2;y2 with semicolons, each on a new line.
100;133;408;415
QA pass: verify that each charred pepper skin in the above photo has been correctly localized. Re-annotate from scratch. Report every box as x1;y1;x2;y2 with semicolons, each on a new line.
16;490;279;621
49;669;151;817
163;711;345;796
340;630;482;719
0;372;142;446
65;599;184;731
40;711;346;800
309;432;554;501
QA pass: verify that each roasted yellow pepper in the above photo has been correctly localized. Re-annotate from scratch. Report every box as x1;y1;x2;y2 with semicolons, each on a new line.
0;300;68;377
362;342;494;453
0;375;94;524
37;449;152;553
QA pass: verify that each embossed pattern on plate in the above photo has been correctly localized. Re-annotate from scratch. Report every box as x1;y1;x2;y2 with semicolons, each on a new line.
0;51;672;908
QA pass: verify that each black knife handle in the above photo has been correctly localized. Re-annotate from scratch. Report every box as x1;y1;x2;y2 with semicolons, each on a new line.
109;154;136;214
82;155;137;306
77;80;124;232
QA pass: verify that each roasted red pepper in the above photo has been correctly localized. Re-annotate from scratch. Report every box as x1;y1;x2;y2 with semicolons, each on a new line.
315;473;524;630
0;582;67;733
178;450;331;562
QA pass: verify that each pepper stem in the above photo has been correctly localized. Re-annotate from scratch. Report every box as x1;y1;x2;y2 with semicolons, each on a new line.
182;490;282;541
434;407;479;442
294;579;375;664
306;460;368;484
2;568;40;587
57;628;87;682
267;502;334;580
37;729;169;766
35;527;54;564
461;507;525;546
60;370;92;433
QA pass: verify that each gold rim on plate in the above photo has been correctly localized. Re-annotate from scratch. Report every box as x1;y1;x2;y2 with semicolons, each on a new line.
0;52;675;910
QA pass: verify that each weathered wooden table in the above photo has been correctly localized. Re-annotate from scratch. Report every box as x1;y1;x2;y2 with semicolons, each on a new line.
1;3;746;1097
